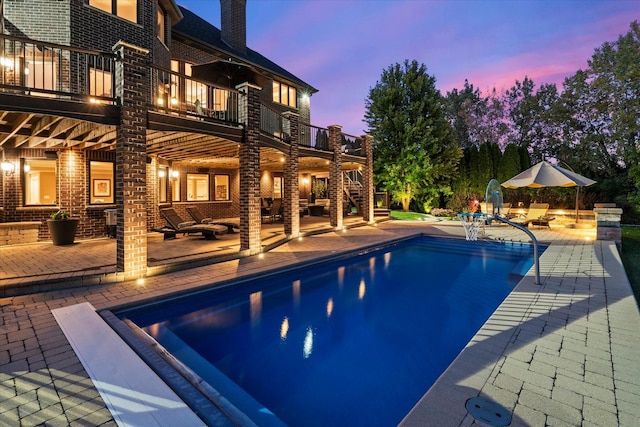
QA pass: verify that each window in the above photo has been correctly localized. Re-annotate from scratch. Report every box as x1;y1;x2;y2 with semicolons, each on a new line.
89;0;137;23
157;7;166;45
272;81;297;108
185;63;208;113
187;173;209;201
22;159;57;205
214;175;230;201
90;161;114;204
158;166;168;203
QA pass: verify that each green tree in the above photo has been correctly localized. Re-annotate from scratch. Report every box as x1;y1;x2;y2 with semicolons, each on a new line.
365;60;462;211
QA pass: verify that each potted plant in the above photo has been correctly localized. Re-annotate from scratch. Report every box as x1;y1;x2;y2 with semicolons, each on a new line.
47;210;79;245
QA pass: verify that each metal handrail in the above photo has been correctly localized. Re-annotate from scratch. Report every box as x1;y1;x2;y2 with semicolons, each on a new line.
491;215;541;285
0;34;118;103
149;66;240;123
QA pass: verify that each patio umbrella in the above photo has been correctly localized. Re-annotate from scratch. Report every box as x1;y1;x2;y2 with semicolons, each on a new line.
190;59;270;88
501;160;596;223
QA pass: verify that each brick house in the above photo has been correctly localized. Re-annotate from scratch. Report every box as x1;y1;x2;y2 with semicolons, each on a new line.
0;0;374;278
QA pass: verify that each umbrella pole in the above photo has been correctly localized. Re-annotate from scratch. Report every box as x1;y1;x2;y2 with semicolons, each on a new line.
574;187;580;224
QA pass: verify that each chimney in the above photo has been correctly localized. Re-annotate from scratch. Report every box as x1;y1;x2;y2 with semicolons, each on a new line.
220;0;247;55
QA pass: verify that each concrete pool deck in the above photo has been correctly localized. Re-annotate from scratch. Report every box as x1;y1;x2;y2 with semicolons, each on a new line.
1;220;639;426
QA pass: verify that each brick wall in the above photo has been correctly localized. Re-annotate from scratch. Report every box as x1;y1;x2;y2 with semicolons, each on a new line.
4;0;71;44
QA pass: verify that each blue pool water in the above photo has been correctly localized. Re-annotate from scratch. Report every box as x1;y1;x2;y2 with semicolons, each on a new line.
118;236;536;427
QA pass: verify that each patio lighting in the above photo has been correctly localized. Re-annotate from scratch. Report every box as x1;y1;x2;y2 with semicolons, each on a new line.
157;97;164;105
158;170;166;178
0;56;15;70
170;97;178;106
1;160;15;174
136;278;145;286
170;170;179;179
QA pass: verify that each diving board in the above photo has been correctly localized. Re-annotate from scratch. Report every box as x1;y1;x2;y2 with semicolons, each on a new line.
52;302;206;427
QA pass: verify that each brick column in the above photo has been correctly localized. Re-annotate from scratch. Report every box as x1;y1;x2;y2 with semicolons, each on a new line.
594;204;623;243
282;112;300;238
238;82;262;254
114;41;149;278
58;150;85;218
362;134;375;223
328;125;343;229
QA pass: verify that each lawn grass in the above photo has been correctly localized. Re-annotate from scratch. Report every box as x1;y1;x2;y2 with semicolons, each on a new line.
390;211;429;221
621;227;640;304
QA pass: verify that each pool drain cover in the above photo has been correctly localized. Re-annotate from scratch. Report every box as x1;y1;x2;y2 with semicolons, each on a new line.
465;397;512;426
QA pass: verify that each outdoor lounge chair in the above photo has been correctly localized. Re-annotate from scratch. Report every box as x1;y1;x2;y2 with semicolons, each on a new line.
510;203;555;228
159;208;228;240
185;206;239;233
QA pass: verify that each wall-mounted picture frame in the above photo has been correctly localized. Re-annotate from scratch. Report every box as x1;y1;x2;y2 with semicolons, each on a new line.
273;176;282;198
93;179;111;197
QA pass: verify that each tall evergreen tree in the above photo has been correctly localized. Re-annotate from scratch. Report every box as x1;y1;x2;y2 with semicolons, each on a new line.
365;60;462;211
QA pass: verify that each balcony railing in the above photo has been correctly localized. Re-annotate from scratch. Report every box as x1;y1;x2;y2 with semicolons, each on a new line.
0;34;118;104
150;66;240;124
299;123;330;151
260;103;289;142
341;132;364;156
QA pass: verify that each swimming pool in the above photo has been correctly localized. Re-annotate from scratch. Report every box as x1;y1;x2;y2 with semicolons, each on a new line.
118;236;537;426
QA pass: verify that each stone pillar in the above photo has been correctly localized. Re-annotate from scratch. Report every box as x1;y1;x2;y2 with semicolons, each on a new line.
361;134;375;223
238;82;262;254
594;204;623;242
282;111;300;238
328;125;343;229
113;41;149;278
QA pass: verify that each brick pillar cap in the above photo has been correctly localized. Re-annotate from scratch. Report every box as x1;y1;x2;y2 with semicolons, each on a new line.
236;82;262;91
112;40;149;54
282;111;299;118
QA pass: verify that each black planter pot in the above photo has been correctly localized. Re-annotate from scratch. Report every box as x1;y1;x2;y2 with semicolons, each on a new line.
47;219;79;245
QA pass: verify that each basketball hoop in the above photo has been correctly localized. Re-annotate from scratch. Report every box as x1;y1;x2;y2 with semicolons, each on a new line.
457;213;486;241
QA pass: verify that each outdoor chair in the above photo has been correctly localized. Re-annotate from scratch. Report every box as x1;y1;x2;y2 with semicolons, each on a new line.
510;203;555;228
185;206;239;233
159;208;228;240
265;198;283;223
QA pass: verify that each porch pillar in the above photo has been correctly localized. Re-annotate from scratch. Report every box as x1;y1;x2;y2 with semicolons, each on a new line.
362;134;375;223
238;82;262;254
328;125;343;229
113;41;149;278
282;111;300;238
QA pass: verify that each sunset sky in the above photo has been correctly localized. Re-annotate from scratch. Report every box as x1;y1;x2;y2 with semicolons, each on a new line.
178;0;639;135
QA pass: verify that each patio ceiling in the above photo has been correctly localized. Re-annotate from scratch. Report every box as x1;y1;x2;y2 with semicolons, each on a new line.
0;111;116;150
0;110;364;173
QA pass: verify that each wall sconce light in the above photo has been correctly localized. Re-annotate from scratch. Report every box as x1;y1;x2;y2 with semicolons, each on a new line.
170;170;179;179
301;178;309;185
158;170;166;178
170;97;178;106
1;160;15;175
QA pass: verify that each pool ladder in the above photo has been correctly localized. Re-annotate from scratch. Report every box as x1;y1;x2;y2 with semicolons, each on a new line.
490;215;541;285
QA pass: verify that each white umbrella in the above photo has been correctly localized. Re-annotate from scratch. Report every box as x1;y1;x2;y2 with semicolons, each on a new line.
502;160;596;188
502;160;596;222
